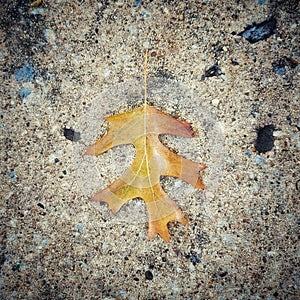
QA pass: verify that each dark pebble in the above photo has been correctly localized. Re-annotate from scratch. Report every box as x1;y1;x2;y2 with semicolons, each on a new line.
202;63;223;79
63;127;81;142
239;18;276;43
272;60;286;75
54;158;59;163
219;271;228;277
145;270;153;280
185;251;202;265
37;202;45;209
231;59;239;66
133;277;139;282
255;125;275;153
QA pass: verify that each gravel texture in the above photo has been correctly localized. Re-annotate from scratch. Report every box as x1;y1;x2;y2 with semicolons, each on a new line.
1;0;299;299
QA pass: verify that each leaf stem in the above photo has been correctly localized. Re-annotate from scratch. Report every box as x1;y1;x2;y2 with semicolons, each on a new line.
144;49;148;107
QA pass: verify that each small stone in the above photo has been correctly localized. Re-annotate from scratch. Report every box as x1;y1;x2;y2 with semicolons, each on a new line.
272;60;286;75
119;290;126;295
142;12;151;19
253;155;266;164
77;224;84;232
19;88;32;99
203;63;222;78
103;69;110;77
143;41;151;49
239;18;276;43
63;127;81;142
212;98;220;107
145;270;153;280
219;271;228;277
255;125;275;153
102;242;109;250
37;203;45;209
273;130;283;137
15;65;35;82
133;0;141;7
9;169;15;179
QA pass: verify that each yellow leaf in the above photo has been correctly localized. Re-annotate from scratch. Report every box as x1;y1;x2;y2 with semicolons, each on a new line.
85;104;206;242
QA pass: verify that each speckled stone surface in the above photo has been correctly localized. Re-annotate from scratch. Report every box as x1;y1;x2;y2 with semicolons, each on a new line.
1;1;299;299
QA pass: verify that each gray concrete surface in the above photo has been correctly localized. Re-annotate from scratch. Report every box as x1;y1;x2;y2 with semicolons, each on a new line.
1;0;299;299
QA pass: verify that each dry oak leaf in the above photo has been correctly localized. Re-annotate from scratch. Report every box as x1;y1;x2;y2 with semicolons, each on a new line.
85;104;206;242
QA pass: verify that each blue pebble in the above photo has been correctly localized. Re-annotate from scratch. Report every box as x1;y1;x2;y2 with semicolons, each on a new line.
253;156;265;164
273;64;286;75
241;18;276;43
119;290;127;295
133;0;141;7
54;158;60;163
15;65;35;82
19;88;32;99
9;169;15;179
258;0;266;4
77;224;84;232
243;26;266;41
142;12;151;18
245;151;251;158
275;66;286;75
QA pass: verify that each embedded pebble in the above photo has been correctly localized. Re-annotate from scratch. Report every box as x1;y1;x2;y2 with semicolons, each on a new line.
255;125;275;153
19;88;32;99
145;270;153;280
15;65;35;82
272;60;287;75
63;128;81;142
253;155;266;164
212;98;220;107
240;18;277;43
